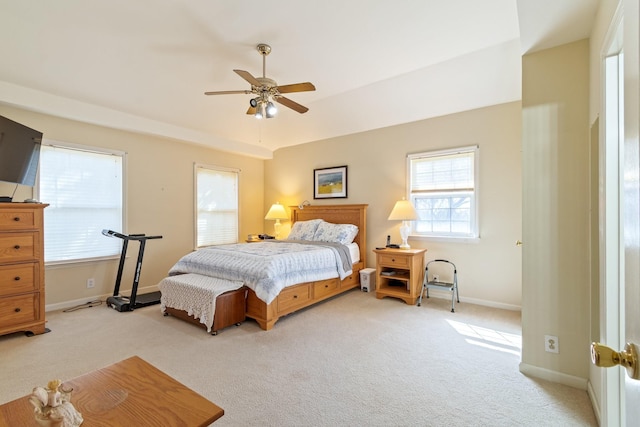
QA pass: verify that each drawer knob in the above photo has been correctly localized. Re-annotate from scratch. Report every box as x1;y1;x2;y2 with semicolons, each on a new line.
14;308;21;313
14;245;20;250
391;258;395;262
13;217;20;222
293;295;298;299
14;276;21;281
325;284;329;288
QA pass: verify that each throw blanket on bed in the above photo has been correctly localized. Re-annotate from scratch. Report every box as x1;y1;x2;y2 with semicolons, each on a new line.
168;240;353;305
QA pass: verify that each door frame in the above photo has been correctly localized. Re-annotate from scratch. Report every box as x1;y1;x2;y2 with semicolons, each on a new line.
599;4;624;426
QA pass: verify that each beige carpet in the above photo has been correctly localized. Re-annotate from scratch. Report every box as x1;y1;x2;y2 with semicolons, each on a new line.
0;290;596;426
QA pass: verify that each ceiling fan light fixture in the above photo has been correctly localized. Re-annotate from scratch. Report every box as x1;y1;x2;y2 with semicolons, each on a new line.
255;101;265;119
266;101;277;118
250;97;259;108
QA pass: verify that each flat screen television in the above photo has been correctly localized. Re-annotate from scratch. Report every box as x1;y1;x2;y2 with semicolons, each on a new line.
0;115;42;187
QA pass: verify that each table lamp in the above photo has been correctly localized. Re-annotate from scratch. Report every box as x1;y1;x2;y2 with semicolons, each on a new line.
388;199;418;249
264;202;288;239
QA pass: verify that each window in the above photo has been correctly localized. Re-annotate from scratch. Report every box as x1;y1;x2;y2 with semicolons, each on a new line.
195;164;239;248
408;146;478;239
39;142;124;263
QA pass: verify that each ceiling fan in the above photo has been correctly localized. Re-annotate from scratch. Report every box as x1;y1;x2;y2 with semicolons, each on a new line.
204;43;316;119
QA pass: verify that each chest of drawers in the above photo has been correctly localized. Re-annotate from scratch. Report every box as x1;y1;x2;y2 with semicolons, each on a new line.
0;203;48;336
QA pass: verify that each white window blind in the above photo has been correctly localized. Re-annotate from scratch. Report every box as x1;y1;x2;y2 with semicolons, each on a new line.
195;164;239;247
39;144;124;263
408;146;478;238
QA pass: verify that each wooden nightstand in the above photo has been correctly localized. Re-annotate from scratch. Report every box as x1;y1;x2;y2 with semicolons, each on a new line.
373;248;427;305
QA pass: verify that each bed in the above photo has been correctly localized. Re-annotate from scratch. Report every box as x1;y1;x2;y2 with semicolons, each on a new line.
161;204;367;331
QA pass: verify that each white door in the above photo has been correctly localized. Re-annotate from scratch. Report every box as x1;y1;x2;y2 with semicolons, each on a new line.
623;0;640;421
595;1;640;425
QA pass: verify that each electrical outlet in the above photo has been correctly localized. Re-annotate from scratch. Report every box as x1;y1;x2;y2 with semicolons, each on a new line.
544;335;559;353
86;278;95;289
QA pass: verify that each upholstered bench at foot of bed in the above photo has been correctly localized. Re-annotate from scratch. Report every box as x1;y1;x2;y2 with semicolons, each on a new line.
158;273;246;335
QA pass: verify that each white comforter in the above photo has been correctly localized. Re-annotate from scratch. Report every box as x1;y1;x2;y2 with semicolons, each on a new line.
168;241;353;304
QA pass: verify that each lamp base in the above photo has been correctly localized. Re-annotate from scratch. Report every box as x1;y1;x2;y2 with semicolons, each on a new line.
273;220;282;240
399;221;411;250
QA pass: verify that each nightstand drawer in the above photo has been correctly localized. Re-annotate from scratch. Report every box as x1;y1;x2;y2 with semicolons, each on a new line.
0;263;38;296
377;253;410;268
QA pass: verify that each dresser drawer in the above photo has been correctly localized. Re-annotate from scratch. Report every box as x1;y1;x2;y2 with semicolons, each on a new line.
0;293;39;327
0;210;37;230
0;263;38;296
314;278;339;299
0;232;39;263
277;283;312;313
377;253;410;268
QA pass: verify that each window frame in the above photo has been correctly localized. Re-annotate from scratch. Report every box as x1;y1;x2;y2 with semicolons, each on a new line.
407;145;479;241
194;163;240;249
37;139;127;265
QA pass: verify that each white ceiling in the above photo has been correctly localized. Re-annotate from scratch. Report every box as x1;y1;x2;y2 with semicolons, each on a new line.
0;0;599;159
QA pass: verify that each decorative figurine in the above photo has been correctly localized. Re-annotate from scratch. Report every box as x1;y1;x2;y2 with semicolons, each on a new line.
29;379;83;427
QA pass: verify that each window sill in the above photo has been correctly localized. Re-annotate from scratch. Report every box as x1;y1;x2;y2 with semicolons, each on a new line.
45;255;122;268
410;235;480;244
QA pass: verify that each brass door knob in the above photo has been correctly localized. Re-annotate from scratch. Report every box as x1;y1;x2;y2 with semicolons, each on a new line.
591;342;639;379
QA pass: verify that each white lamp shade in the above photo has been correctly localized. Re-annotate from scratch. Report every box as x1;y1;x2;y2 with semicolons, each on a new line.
265;203;288;220
388;200;418;221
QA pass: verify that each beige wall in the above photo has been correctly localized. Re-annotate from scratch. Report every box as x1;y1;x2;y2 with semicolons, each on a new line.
265;101;523;309
2;101;522;310
520;40;591;382
0;105;265;308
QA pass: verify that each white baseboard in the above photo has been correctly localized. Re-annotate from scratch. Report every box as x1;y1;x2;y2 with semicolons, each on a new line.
45;285;159;312
519;362;588;390
424;289;521;311
586;380;601;425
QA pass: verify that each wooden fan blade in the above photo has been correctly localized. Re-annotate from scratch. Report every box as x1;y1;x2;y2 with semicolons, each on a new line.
276;82;316;94
234;69;261;86
204;90;252;95
246;106;257;115
275;96;309;114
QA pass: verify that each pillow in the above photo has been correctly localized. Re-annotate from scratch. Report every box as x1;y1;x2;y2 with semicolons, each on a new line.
313;222;359;245
287;219;324;241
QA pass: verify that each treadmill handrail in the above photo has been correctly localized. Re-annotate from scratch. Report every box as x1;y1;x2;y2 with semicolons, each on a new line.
102;229;163;240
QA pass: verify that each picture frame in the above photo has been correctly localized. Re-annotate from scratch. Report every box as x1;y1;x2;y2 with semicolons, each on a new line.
314;165;348;199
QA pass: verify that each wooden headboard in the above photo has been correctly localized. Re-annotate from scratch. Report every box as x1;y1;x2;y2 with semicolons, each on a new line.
289;204;368;267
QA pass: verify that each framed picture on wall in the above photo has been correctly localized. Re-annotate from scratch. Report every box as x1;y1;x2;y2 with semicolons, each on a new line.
314;165;348;199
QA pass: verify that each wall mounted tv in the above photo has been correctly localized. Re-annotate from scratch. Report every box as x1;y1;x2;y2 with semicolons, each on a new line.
0;115;42;187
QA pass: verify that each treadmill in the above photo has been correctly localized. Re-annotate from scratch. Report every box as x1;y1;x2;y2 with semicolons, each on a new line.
102;229;163;312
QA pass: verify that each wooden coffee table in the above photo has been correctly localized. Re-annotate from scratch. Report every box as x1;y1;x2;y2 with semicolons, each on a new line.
0;356;224;426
